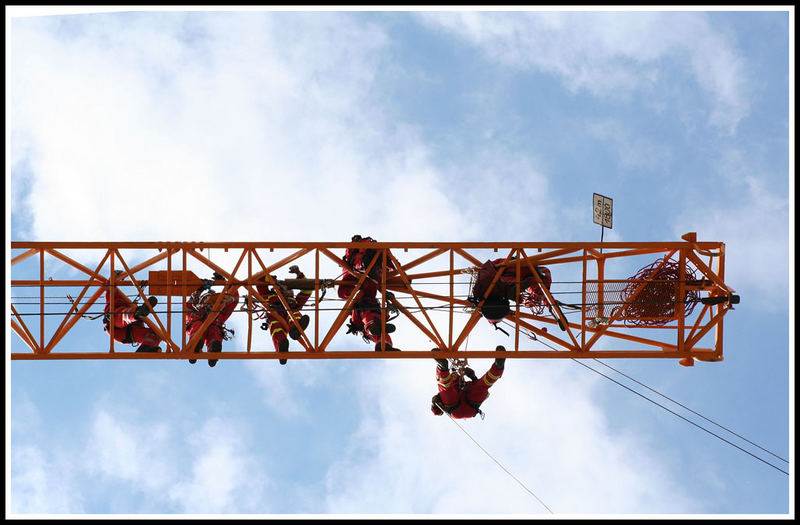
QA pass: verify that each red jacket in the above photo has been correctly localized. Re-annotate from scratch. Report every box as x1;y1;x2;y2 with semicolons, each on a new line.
104;285;132;315
473;258;551;304
185;288;239;327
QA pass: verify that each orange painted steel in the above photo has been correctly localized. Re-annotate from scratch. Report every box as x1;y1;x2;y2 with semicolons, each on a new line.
9;235;738;364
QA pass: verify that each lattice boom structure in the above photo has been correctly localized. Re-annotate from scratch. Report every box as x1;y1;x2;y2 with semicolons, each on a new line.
10;234;739;365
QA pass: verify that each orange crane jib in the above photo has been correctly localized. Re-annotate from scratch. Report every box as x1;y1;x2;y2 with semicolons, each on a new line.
9;236;738;364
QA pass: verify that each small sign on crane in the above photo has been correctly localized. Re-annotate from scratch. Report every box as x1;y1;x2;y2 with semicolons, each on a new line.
593;193;613;251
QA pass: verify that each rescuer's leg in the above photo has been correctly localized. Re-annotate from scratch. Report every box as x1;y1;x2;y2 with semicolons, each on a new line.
107;324;132;344
436;361;460;407
277;338;289;365
269;318;289;365
189;341;203;364
130;323;161;352
288;310;310;340
466;347;505;405
207;338;222;367
186;319;204;363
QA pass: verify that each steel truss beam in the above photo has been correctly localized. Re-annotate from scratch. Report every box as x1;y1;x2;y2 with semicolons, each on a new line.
10;235;737;365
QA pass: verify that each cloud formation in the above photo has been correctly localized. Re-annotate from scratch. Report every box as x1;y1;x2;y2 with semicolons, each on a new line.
673;147;790;308
419;11;750;134
323;358;701;514
10;12;474;243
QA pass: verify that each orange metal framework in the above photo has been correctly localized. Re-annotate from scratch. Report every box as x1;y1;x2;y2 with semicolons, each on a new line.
9;234;738;364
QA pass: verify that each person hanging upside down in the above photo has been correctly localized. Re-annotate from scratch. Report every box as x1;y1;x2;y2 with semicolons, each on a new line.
103;271;162;352
256;265;312;365
185;272;239;367
339;234;399;351
430;347;506;419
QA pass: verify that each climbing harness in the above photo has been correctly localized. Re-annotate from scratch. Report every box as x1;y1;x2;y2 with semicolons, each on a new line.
247;278;333;328
444;341;487;420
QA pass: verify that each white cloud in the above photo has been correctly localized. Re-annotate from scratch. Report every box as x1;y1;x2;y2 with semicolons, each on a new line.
9;12;473;243
419;11;750;133
324;357;701;514
83;409;175;493
673;148;790;309
30;400;274;513
244;359;315;417
10;445;85;514
167;417;272;513
9;392;84;514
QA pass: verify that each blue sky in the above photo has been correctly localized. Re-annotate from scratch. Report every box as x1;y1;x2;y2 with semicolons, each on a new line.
6;7;794;517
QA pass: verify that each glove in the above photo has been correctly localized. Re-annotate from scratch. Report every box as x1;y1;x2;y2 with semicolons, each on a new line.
212;271;224;281
201;279;214;291
465;367;478;381
288;265;301;276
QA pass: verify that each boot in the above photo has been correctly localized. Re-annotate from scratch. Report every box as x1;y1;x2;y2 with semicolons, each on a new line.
494;345;506;368
136;344;160;353
189;342;203;364
431;348;448;369
208;340;222;367
289;315;310;340
134;296;158;320
278;338;289;365
368;322;395;337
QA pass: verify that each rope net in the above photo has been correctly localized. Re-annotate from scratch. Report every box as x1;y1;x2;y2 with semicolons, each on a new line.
614;256;700;327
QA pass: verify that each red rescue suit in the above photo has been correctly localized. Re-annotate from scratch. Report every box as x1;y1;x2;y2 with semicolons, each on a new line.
472;258;552;320
338;236;395;347
103;285;161;351
185;288;239;351
433;363;504;419
256;273;312;351
337;275;393;347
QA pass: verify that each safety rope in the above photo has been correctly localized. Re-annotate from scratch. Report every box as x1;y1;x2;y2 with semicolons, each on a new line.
490;318;790;474
434;398;554;514
590;359;790;466
528;334;789;476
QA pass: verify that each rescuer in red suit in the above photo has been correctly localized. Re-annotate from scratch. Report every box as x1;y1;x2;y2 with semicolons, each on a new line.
103;271;162;353
256;265;312;365
185;272;239;367
471;258;552;326
430;347;506;419
338;234;399;351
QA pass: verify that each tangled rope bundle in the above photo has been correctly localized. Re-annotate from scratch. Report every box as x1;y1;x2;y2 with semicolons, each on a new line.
616;256;700;327
521;290;547;315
